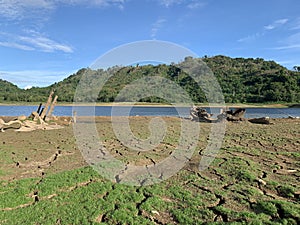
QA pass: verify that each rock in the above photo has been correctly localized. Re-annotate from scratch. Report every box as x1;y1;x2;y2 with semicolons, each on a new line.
256;178;267;185
276;169;297;175
151;210;160;215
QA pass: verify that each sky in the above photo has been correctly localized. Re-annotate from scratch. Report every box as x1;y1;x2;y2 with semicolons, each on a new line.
0;0;300;89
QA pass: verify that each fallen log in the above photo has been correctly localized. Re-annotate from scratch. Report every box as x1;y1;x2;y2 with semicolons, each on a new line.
0;119;23;132
248;117;272;124
189;106;273;125
15;120;63;132
226;114;247;122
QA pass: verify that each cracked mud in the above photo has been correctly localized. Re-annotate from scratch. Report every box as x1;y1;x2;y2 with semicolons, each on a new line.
0;116;299;224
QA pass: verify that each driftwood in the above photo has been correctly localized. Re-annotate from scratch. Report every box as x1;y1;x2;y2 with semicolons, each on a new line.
190;106;211;122
0;119;23;132
1;90;64;132
248;117;271;124
226;108;246;122
15;120;63;132
189;106;273;125
190;106;226;123
29;90;58;121
40;90;54;120
47;95;58;118
228;108;246;117
0;114;63;132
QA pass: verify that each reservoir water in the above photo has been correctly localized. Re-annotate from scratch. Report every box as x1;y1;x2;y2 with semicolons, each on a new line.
0;105;299;118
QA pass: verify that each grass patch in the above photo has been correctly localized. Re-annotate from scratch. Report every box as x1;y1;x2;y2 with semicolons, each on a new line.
0;117;299;224
276;185;296;198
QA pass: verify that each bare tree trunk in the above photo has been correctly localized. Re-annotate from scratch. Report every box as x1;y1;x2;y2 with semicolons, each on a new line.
37;103;43;114
39;108;44;117
47;95;58;118
40;90;54;120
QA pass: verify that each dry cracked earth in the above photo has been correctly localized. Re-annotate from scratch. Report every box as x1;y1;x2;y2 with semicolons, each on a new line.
0;116;299;224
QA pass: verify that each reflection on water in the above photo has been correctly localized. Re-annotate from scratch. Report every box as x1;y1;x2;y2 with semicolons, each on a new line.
0;105;299;118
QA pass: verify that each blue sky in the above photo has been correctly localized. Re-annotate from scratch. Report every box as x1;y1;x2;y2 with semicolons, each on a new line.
0;0;300;89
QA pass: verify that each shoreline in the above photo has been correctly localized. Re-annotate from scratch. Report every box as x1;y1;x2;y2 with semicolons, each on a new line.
0;102;293;108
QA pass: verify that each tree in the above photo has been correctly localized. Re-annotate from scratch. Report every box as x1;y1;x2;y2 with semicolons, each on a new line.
293;66;300;72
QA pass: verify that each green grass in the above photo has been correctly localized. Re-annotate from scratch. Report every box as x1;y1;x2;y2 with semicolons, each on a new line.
0;146;16;164
0;118;299;224
1;163;299;224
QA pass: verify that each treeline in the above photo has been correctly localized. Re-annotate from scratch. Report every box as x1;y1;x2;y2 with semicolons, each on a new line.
0;56;299;103
202;56;300;103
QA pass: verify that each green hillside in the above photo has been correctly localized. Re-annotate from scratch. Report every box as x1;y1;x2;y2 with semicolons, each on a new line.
0;79;21;101
0;56;299;104
203;56;300;103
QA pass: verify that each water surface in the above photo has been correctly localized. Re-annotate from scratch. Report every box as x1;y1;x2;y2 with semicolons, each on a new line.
0;105;299;118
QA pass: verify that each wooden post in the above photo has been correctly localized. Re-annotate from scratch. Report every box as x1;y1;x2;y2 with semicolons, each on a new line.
37;103;42;114
40;90;54;120
72;111;77;124
47;95;58;118
39;108;44;116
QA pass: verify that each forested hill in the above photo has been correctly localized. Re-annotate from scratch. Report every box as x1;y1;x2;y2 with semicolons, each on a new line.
202;56;300;103
0;56;299;104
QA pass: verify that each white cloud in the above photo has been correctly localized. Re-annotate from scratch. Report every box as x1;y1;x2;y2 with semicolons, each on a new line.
19;35;73;53
0;0;126;19
238;18;289;43
0;0;54;20
56;0;125;7
160;0;183;7
159;0;206;9
286;32;300;44
24;85;33;90
271;44;300;50
270;32;300;51
264;18;288;30
0;69;74;88
0;31;74;53
290;17;300;30
238;32;262;43
187;1;206;9
0;41;35;51
275;60;295;65
272;59;300;69
151;18;167;39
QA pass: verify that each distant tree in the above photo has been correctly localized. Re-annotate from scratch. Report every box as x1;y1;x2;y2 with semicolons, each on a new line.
293;66;300;72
